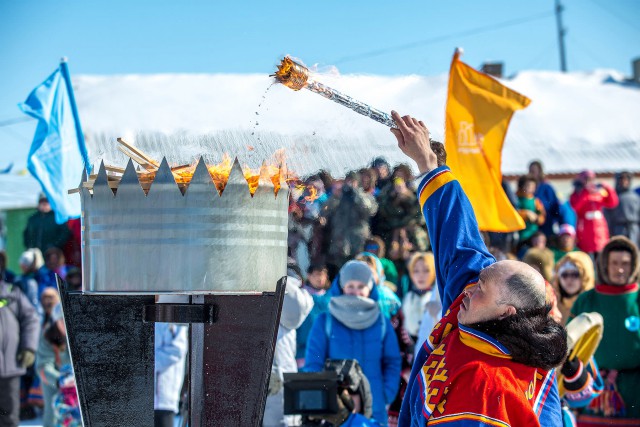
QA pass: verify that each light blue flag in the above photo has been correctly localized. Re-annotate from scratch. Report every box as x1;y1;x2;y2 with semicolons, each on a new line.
19;61;90;224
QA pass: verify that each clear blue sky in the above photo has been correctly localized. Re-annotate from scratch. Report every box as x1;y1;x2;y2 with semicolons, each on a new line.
1;0;639;157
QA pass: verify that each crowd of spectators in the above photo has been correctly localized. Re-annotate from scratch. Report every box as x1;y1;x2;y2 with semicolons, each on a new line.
1;158;640;426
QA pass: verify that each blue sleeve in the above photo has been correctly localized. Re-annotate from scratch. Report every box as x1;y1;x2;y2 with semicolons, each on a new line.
303;312;329;372
416;166;495;312
381;317;402;404
398;336;433;427
154;324;188;373
538;371;563;427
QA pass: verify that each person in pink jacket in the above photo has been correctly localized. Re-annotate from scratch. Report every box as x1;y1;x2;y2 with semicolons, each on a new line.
569;170;619;254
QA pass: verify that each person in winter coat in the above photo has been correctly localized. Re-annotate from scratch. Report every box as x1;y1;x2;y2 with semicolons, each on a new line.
355;253;402;320
571;236;640;423
393;110;564;427
322;172;378;271
0;280;40;427
374;167;427;255
304;260;402;427
0;251;16;285
36;288;71;427
364;237;399;287
570;170;619;254
296;265;331;367
552;224;579;263
529;160;563;236
516;175;546;245
400;253;436;343
522;245;555;282
552;251;595;324
154;299;188;427
264;273;313;427
605;171;640;248
15;248;44;312
36;247;69;298
22;194;71;255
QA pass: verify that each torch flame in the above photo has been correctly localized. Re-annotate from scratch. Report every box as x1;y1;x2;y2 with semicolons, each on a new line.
134;154;288;196
272;57;310;91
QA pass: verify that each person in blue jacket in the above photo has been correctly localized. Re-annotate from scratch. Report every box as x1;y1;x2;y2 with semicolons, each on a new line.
304;260;402;426
390;111;565;427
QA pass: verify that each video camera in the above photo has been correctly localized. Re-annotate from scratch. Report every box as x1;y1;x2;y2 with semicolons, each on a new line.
283;359;372;419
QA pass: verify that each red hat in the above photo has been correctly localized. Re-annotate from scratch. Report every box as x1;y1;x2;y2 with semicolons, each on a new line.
559;224;576;237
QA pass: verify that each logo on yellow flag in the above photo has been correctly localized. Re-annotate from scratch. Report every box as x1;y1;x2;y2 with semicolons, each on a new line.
445;49;530;232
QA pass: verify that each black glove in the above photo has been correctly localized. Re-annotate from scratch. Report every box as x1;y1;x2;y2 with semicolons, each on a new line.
561;356;588;392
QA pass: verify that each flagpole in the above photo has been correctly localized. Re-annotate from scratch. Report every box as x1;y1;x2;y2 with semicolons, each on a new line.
59;57;90;172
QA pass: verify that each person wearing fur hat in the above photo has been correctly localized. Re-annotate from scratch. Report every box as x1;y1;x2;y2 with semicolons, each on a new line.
553;251;595;324
304;260;401;426
571;236;640;423
570;170;619;254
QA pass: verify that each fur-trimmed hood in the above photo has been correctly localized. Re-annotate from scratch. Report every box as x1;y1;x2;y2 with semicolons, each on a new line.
598;235;640;285
552;251;595;323
553;251;595;297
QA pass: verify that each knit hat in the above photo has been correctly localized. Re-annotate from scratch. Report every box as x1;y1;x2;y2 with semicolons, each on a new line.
339;260;374;290
558;224;576;237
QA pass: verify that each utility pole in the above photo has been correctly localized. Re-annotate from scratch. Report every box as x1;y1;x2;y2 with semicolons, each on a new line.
555;0;568;72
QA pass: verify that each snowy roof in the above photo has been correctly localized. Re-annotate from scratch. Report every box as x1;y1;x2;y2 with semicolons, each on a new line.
73;69;640;177
3;69;639;211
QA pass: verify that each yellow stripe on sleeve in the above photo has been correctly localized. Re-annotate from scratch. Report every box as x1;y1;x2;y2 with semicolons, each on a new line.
419;171;455;207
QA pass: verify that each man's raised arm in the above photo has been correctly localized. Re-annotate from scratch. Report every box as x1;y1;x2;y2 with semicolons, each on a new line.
391;111;494;311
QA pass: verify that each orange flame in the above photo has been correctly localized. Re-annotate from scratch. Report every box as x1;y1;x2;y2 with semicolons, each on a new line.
136;154;293;196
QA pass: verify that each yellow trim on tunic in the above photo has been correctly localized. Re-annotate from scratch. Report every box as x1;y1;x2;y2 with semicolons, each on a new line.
429;412;511;427
458;330;512;360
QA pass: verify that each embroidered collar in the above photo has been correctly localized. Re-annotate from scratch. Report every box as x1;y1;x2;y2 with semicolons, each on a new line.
595;283;638;295
458;324;512;359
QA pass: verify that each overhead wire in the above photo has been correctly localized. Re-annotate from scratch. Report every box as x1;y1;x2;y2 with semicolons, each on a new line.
582;0;640;34
331;10;555;66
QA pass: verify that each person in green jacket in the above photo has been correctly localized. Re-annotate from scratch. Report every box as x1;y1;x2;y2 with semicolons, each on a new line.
516;175;546;251
571;236;640;423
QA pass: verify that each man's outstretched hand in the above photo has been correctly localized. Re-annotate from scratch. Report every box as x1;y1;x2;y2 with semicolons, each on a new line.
391;111;438;174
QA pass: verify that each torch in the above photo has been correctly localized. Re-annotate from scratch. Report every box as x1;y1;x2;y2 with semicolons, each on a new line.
273;56;397;128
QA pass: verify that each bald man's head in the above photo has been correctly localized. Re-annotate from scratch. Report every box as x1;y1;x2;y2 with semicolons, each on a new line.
458;260;547;325
494;260;546;310
461;260;567;371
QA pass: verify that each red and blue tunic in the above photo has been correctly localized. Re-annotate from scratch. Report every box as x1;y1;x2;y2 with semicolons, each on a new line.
398;166;562;427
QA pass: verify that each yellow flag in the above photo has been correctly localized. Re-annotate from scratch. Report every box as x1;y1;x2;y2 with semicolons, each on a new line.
444;50;530;232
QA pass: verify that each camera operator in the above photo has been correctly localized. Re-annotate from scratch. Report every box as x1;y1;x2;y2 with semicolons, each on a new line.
285;359;380;427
